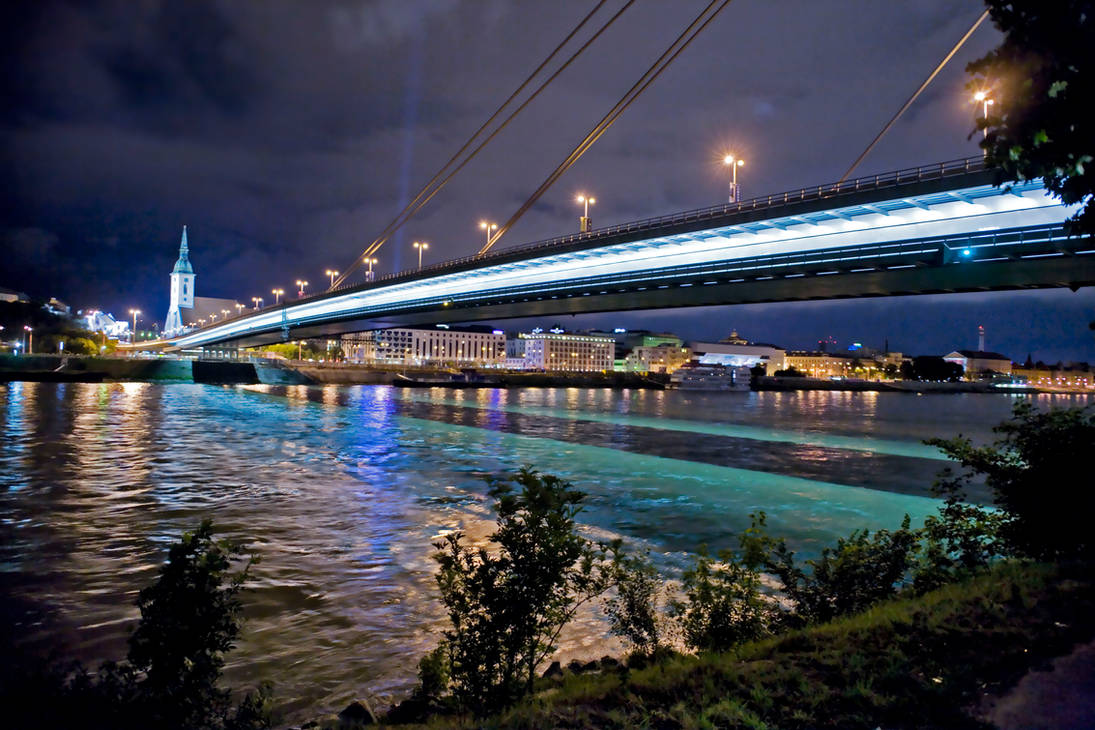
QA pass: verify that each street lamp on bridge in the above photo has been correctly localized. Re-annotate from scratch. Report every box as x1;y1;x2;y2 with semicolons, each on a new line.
222;309;230;320
973;91;994;145
412;241;428;271
252;297;263;310
479;221;497;249
723;154;745;203
296;280;308;297
272;288;284;305
364;257;378;281
576;194;596;233
325;269;339;288
236;303;245;315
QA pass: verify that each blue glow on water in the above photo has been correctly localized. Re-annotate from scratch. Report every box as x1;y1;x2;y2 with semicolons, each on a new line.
392;389;949;460
393;411;940;555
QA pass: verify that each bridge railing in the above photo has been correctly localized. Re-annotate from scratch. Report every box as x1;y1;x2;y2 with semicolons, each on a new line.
349;155;988;287
190;156;988;335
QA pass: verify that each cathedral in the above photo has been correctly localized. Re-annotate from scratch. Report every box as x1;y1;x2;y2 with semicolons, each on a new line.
164;227;243;335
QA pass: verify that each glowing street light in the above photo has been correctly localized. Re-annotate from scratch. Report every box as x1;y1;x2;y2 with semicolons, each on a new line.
209;313;217;323
723;154;745;203
236;302;245;314
23;325;32;354
576;194;596;233
412;241;429;270
325;269;339;288
479;221;497;249
973;90;994;142
296;280;308;297
272;288;284;304
221;309;230;320
364;257;378;281
252;296;263;310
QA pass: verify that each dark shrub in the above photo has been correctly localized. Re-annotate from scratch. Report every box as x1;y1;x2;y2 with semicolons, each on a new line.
766;516;920;625
926;401;1095;562
431;467;612;713
674;513;778;652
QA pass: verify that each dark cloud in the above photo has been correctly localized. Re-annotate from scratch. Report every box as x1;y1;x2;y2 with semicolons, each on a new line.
2;227;60;269
97;3;254;117
1;1;1090;360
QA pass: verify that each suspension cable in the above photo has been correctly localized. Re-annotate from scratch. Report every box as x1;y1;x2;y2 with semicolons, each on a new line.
334;0;618;288
357;0;635;265
838;9;989;184
480;0;733;255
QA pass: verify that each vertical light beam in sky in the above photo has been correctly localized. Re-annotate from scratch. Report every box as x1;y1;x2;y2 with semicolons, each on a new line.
393;33;425;274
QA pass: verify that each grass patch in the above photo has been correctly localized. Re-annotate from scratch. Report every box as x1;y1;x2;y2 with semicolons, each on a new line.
392;562;1094;729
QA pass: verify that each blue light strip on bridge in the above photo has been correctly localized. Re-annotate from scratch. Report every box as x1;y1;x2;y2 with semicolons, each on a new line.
172;180;1074;348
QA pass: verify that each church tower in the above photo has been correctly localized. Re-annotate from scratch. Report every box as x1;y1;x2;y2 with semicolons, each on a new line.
165;226;196;334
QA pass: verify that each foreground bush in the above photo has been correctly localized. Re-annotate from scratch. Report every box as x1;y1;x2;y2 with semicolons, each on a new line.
672;513;778;653
765;515;921;626
926;401;1095;562
5;519;270;730
603;548;672;657
428;468;615;714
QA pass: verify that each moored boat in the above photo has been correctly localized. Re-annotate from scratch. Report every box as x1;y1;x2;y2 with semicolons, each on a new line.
668;364;752;391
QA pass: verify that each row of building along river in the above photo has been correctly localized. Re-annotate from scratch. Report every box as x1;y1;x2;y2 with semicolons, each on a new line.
1;382;1089;723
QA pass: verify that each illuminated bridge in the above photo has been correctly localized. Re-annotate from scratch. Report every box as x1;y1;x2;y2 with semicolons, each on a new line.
164;157;1095;350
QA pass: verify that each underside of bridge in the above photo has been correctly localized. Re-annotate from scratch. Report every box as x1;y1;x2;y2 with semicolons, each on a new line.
226;253;1094;348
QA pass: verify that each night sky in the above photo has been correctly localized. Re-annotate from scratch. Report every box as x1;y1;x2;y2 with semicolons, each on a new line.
3;1;1092;362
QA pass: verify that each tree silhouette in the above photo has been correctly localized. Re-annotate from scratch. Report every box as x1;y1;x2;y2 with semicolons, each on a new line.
967;1;1095;233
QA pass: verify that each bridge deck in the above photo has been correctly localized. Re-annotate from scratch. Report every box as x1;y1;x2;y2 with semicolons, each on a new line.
132;157;1093;351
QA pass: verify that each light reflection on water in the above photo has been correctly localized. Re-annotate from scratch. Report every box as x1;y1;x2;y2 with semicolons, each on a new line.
1;382;1089;723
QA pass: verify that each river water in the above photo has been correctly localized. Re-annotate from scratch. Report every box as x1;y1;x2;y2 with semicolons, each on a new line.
1;382;1089;722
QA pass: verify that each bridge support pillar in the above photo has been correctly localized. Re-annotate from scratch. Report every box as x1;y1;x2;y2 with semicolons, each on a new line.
201;344;239;361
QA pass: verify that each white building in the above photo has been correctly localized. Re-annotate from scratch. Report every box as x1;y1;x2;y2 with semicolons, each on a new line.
164;226;196;335
944;350;1013;378
82;310;130;339
519;331;615;372
689;341;786;374
342;326;505;367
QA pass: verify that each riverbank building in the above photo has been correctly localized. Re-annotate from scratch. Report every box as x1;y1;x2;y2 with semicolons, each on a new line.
164;227;195;335
164;227;244;335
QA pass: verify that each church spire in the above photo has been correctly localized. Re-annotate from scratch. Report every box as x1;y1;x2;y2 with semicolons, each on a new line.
172;225;193;274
